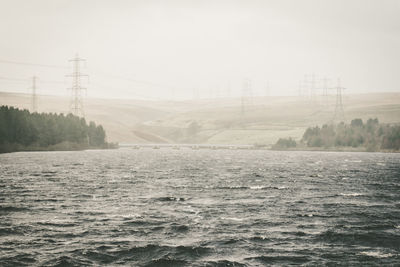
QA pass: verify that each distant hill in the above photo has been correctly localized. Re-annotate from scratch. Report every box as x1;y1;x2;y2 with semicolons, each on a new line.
0;92;172;143
1;92;399;145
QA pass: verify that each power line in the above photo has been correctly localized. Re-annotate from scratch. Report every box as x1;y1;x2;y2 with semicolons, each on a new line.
0;75;66;85
90;82;163;101
0;76;28;82
91;69;181;90
0;59;68;69
40;79;67;84
0;73;165;100
0;58;185;93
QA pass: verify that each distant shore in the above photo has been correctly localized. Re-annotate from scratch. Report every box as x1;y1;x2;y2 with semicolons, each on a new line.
268;146;399;153
2;142;398;154
0;141;118;154
110;143;400;153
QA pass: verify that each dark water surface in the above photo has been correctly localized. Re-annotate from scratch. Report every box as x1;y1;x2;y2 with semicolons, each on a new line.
1;148;399;266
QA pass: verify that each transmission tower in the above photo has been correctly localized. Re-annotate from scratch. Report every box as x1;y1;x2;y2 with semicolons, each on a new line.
67;54;88;117
30;76;38;113
322;77;329;96
265;80;270;97
300;74;311;97
226;81;231;98
332;78;346;123
170;87;176;100
310;73;316;102
192;86;199;100
241;78;253;115
298;80;303;97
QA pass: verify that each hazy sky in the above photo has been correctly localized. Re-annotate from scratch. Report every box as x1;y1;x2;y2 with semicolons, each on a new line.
0;0;399;99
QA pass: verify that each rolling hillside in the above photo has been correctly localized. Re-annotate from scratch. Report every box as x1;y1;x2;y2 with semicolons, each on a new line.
1;92;399;145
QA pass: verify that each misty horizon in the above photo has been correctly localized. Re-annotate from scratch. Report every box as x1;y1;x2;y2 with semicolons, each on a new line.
1;0;399;100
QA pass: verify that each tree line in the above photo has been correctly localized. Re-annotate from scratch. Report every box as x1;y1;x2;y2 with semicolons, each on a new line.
0;106;112;153
273;118;400;151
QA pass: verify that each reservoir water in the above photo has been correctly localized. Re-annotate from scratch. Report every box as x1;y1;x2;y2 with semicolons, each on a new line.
1;148;399;266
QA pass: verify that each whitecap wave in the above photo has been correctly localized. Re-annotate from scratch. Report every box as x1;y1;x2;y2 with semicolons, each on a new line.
221;217;245;222
360;251;394;258
340;193;363;197
249;186;265;190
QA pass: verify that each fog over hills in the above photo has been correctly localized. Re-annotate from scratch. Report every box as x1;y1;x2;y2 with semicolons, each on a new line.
1;92;399;145
1;1;399;147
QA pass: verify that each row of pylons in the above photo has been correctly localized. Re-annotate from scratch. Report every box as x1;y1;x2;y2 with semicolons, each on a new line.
28;54;87;117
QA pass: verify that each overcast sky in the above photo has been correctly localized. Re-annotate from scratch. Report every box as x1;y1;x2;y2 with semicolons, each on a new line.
0;0;399;99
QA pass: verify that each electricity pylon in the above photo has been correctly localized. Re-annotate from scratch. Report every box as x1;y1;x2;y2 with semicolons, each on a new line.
310;73;316;102
192;86;199;100
332;78;345;123
298;80;303;97
67;54;88;117
265;80;270;97
320;77;330;107
226;81;231;98
241;78;252;115
322;77;329;96
301;73;318;101
30;76;38;112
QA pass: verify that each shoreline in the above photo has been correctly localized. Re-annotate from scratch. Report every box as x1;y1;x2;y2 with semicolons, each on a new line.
1;143;398;154
0;142;118;154
268;147;399;153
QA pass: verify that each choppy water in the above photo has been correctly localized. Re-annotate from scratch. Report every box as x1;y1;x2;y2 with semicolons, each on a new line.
1;148;400;266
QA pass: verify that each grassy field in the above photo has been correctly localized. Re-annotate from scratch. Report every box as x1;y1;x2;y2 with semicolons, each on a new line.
1;92;399;145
